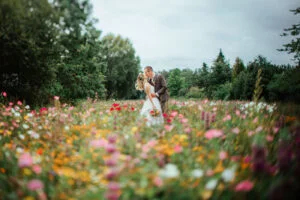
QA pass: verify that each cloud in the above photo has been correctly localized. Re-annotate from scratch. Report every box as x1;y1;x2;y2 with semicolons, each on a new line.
90;0;299;70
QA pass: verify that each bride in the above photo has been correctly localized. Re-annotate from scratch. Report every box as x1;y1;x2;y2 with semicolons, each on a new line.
136;73;164;126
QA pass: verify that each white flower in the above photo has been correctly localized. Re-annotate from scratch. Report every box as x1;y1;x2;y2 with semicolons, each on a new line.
32;133;40;139
25;105;30;109
19;134;25;140
22;124;29;129
16;147;24;153
14;112;20;117
159;163;180;178
64;126;70;130
205;179;218;190
27;113;33;117
27;130;33;135
221;168;235;182
191;169;204;178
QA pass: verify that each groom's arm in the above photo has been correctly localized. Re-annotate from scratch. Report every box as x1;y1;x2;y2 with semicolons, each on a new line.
156;75;167;96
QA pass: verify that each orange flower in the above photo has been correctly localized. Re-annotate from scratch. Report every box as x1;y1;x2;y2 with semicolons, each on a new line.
36;148;43;155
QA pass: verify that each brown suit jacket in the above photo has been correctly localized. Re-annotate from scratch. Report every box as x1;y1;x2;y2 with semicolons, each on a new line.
152;73;169;103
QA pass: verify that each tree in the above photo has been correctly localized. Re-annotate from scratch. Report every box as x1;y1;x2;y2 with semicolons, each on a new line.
232;57;245;79
101;33;140;99
0;0;60;105
210;49;231;85
52;0;107;102
167;68;183;96
278;7;300;66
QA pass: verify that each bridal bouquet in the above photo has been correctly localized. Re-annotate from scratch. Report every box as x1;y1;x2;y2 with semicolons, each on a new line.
150;108;160;117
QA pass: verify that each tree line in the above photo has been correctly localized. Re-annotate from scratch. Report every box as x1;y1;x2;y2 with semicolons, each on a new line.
1;1;299;106
163;51;299;102
1;0;140;106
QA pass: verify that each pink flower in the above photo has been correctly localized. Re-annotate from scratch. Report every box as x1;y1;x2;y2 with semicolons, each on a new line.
206;169;214;176
107;135;117;144
223;115;231;121
153;176;163;187
90;139;107;148
266;135;274;142
184;127;192;133
181;118;188;123
32;165;42;174
235;180;254;192
253;117;258;123
105;192;120;200
174;145;183;153
164;125;173;132
170;111;178;117
1;91;7;97
248;131;255;137
17;101;22;105
147;139;157;147
232;127;240;134
105;159;117;167
105;169;119;180
54;96;60;100
204;129;223;140
106;144;117;153
18;153;33;168
235;110;240;116
244;156;251;163
27;179;44;191
219;151;228;160
273;127;279;134
108;182;120;191
255;126;263;133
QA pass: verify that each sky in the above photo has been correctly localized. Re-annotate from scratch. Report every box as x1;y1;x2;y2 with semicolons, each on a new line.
90;0;299;70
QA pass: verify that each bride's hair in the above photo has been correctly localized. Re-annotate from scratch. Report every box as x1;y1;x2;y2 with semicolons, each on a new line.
135;72;146;91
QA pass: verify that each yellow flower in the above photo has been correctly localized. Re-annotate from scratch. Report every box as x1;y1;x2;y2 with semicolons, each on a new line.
214;161;224;173
24;196;35;200
68;179;75;186
131;126;138;134
201;190;213;200
23;168;32;176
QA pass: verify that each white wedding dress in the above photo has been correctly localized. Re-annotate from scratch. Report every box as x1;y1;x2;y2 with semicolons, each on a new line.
140;84;164;126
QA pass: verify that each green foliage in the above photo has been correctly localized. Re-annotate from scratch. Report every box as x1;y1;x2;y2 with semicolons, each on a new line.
212;82;232;100
167;68;183;96
253;68;263;102
0;0;60;105
232;57;245;79
278;7;300;66
186;86;205;99
101;33;140;99
267;67;300;102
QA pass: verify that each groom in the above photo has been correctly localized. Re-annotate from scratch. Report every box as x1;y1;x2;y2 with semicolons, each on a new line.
144;66;169;113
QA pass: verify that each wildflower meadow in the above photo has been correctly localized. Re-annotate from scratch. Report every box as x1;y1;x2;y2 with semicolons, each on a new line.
0;95;300;200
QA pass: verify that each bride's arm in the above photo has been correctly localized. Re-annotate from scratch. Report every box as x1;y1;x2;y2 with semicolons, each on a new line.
145;83;156;109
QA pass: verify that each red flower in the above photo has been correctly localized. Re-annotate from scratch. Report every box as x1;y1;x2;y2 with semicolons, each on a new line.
110;103;121;111
39;107;48;114
112;103;120;107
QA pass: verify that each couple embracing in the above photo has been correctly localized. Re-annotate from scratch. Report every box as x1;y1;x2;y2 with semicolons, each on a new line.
136;66;169;126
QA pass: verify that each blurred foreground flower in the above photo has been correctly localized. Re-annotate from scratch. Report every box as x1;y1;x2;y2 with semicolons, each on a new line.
159;163;180;178
235;180;254;192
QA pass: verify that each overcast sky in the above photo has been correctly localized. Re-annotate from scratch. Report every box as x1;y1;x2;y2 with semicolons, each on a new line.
90;0;299;70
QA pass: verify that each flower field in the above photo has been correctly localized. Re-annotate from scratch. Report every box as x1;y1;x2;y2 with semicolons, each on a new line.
1;97;300;200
